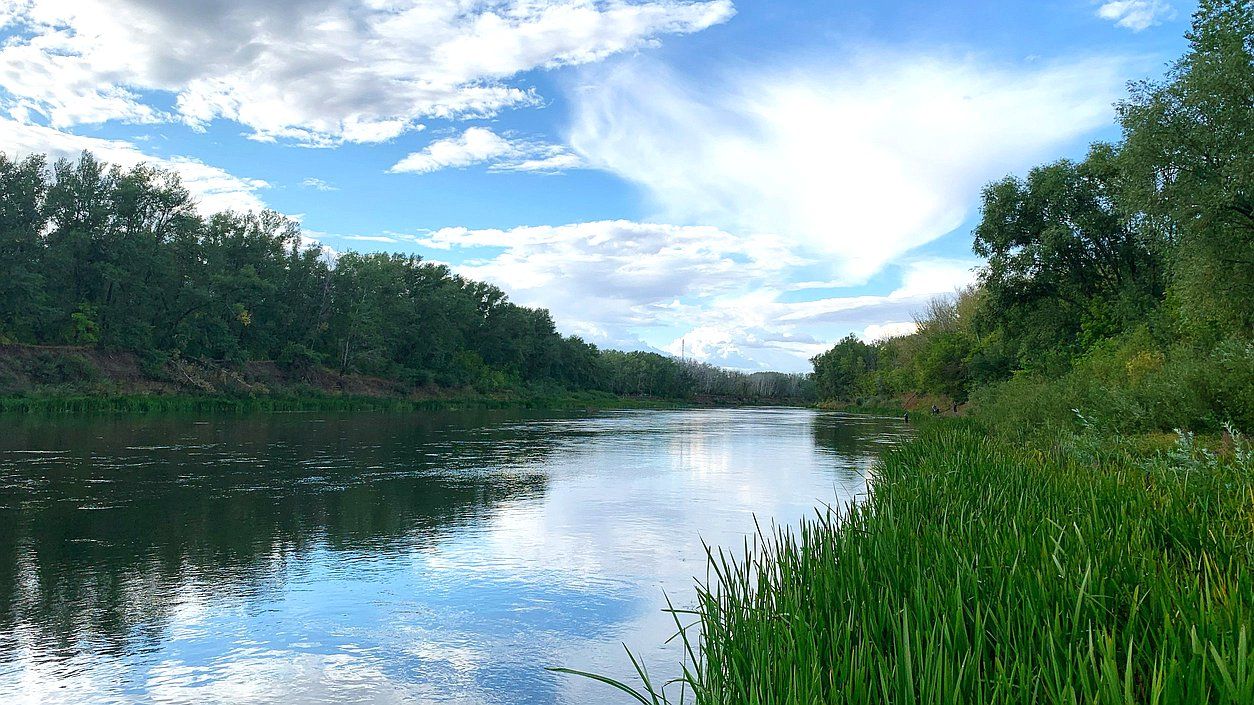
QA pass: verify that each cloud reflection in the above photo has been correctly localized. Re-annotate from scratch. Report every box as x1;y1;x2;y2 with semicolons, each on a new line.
0;409;907;704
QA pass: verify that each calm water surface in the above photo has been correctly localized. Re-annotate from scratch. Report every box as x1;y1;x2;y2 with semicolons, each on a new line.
0;407;906;704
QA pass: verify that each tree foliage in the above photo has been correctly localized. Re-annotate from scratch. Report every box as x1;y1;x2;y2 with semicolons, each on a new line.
811;2;1252;430
0;152;809;402
1118;0;1254;339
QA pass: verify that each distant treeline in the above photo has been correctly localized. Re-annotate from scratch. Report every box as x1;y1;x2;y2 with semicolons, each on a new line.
813;1;1252;432
0;153;810;403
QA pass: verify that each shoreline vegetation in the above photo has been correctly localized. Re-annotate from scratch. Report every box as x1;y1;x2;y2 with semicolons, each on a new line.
0;154;813;414
0;389;687;416
563;420;1253;704
562;4;1253;702
806;1;1252;439
0;343;802;416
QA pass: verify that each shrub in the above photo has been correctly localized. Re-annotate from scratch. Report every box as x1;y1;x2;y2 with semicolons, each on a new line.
25;352;99;385
277;342;322;372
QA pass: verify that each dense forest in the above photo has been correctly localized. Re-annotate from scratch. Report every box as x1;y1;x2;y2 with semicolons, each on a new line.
812;0;1252;433
0;153;810;403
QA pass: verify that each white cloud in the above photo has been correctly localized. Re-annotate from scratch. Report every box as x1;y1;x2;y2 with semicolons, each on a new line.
0;118;267;213
418;219;800;343
663;315;828;370
416;218;982;371
888;258;978;299
658;265;976;371
342;235;400;243
568;52;1129;284
652;257;978;369
300;177;339;191
1097;1;1176;31
389;127;582;174
0;0;734;146
500;151;585;173
862;321;917;341
390;127;515;173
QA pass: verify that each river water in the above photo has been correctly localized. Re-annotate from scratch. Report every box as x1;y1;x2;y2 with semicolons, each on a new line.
0;407;906;704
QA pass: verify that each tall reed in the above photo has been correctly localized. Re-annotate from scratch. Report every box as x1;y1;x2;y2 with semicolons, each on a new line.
557;423;1254;703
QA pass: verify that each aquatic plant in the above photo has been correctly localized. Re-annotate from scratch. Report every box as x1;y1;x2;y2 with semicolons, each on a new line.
557;423;1254;703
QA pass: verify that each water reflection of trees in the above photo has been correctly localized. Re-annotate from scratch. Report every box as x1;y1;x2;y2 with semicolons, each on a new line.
0;410;563;654
809;412;911;462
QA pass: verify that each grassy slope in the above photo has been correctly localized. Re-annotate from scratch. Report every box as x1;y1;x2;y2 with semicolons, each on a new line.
569;421;1254;704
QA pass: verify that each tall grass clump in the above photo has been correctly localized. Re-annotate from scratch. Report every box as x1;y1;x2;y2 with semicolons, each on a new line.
967;336;1254;439
559;422;1254;703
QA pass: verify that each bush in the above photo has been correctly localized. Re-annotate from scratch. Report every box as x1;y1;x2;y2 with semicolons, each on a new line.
398;367;435;388
969;335;1254;437
25;352;99;386
277;343;322;373
139;349;172;381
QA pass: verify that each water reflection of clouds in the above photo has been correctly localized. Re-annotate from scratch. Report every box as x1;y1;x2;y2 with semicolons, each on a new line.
417;409;898;699
0;408;905;704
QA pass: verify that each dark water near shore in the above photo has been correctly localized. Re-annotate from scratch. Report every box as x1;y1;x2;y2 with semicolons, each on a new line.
0;407;906;704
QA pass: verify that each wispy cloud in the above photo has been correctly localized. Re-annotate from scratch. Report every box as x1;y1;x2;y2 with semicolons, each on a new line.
343;235;400;243
568;51;1130;285
1096;1;1176;31
300;177;339;191
390;127;582;174
656;259;979;369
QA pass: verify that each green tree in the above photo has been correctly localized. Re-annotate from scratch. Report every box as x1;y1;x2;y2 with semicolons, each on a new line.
0;153;49;342
1118;0;1254;340
0;149;815;403
811;335;878;401
973;145;1164;371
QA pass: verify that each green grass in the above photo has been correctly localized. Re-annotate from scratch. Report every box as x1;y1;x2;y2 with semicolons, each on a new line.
557;422;1254;703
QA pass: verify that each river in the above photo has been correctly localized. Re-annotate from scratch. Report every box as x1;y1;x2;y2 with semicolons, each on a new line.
0;407;906;704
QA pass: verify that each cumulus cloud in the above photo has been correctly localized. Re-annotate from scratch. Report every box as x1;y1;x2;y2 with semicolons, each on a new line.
391;128;514;173
568;52;1129;284
418;218;981;370
662;316;829;370
1097;1;1176;31
417;219;799;342
0;118;267;213
389;127;582;174
659;258;978;370
0;0;734;146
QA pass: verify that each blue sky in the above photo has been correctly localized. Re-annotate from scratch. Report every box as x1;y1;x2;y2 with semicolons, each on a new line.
0;0;1193;371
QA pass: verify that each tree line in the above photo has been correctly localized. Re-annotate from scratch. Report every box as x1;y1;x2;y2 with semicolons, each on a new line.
812;0;1252;432
0;153;810;402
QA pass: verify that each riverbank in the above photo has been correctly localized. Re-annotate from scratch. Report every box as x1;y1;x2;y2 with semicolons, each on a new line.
814;392;971;419
0;344;820;415
567;419;1253;703
0;344;757;415
0;388;690;415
